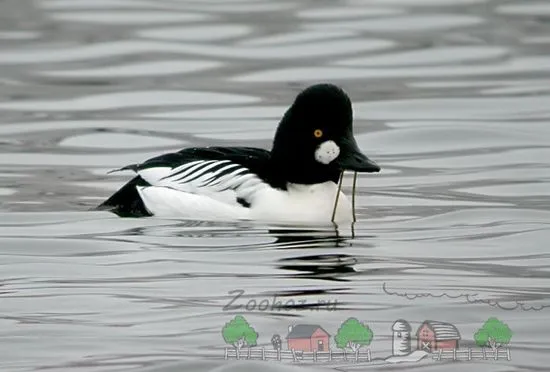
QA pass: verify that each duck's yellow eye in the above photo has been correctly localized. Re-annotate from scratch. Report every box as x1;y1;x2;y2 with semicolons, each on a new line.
314;129;323;138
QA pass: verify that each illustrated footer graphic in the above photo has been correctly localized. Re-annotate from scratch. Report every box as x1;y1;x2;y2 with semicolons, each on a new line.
473;317;513;359
288;324;330;352
221;315;258;360
222;315;513;365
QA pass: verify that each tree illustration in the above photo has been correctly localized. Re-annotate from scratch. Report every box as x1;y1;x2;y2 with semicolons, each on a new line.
474;317;513;354
335;318;373;360
271;334;282;350
222;315;258;359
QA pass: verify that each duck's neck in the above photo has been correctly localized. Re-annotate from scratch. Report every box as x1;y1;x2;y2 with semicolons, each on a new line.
267;155;340;190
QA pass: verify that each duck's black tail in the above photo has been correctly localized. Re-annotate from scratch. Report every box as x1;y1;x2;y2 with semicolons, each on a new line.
95;176;152;217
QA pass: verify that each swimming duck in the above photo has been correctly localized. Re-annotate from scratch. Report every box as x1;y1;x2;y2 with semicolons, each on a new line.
96;83;380;223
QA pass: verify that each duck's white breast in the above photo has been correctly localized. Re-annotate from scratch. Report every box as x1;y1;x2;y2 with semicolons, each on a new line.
136;181;352;224
249;181;353;224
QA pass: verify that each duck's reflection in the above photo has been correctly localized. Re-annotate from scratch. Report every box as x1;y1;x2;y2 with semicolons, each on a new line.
266;227;373;282
101;219;374;282
267;227;349;249
277;253;358;282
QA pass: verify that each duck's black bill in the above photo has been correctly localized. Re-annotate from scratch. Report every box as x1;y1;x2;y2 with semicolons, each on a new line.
337;138;381;173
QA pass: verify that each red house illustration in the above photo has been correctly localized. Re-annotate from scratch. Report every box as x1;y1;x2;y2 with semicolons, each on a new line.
287;324;330;352
416;320;461;352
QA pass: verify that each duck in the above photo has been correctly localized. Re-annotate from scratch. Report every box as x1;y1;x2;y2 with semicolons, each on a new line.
96;83;380;223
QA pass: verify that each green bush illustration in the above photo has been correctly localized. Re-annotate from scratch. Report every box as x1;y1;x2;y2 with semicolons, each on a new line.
474;317;513;353
222;315;258;359
335;317;373;359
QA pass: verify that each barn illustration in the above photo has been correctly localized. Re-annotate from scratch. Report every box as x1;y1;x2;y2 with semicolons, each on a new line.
416;320;461;352
287;324;330;352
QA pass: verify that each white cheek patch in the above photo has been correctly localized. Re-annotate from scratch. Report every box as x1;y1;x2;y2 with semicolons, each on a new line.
314;140;340;165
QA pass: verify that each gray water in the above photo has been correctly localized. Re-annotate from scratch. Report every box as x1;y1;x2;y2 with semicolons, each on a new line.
1;0;550;371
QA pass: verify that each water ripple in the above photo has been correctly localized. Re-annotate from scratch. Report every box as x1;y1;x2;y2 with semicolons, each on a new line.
48;11;211;24
0;39;395;64
0;91;260;111
305;14;485;32
232;57;550;82
37;60;222;78
138;25;252;42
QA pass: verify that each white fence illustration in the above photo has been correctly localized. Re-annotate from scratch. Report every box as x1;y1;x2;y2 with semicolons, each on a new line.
224;347;371;363
432;348;511;361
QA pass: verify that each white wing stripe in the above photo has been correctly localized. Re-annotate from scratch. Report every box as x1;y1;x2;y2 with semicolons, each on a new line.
174;160;231;184
192;162;242;186
207;168;249;190
140;160;203;184
163;160;203;178
219;173;256;191
136;158;267;207
207;163;244;178
138;167;172;184
164;160;217;183
193;163;242;187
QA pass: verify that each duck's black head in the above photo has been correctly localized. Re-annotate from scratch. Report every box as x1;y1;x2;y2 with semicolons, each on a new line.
270;83;380;185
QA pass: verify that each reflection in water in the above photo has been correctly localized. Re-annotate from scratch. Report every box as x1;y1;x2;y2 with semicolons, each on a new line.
268;228;350;248
269;228;357;282
277;253;358;282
